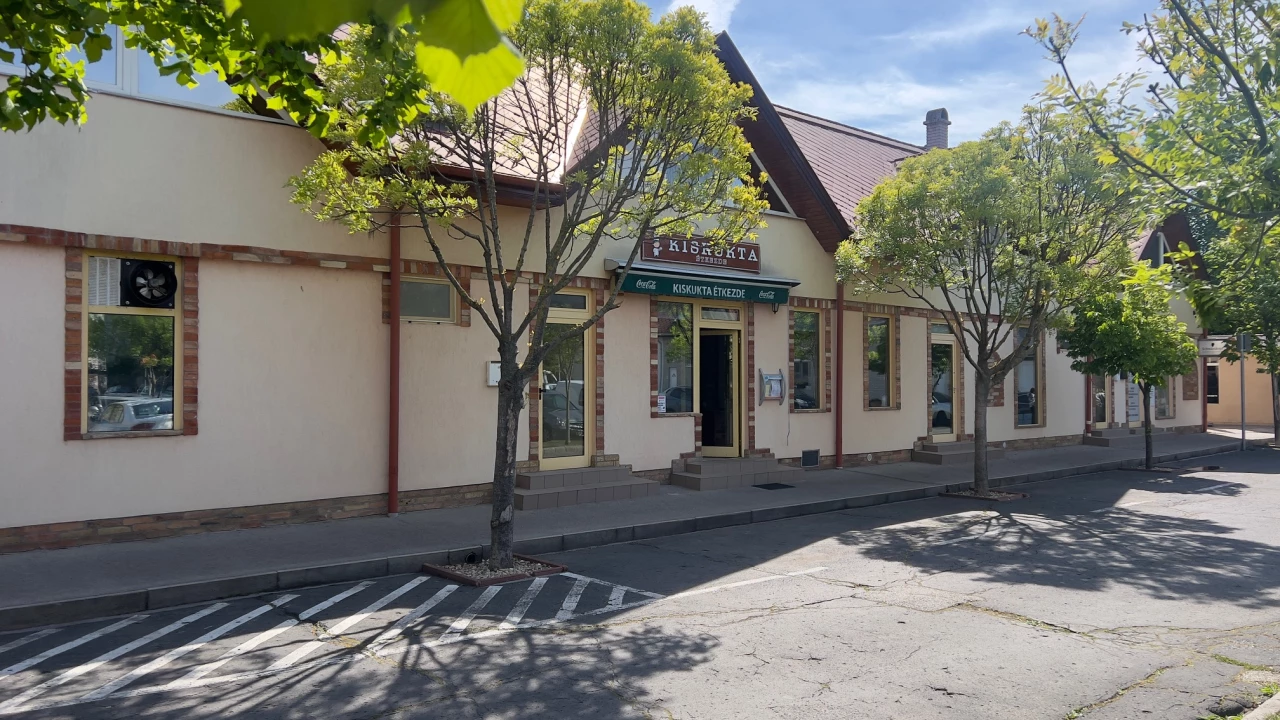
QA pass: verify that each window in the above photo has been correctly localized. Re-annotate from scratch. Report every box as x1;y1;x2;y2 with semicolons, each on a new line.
657;301;694;413
1091;374;1108;424
85;255;181;434
1154;380;1174;419
1015;327;1040;426
400;279;455;322
793;311;821;410
550;293;588;310
1206;364;1219;404
0;25;257;117
930;323;952;335
866;316;892;408
702;307;740;322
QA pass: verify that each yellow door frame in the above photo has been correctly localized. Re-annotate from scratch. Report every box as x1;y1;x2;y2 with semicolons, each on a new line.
928;334;958;443
693;301;745;458
539;290;595;470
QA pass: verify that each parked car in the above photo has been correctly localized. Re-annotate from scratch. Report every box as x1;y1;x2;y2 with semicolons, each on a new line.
90;398;174;432
794;389;819;409
542;392;584;439
662;386;693;413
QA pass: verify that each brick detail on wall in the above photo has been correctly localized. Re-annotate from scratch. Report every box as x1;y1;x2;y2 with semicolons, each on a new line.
181;257;200;435
527;283;541;463
0;483;491;554
746;303;756;450
63;249;83;441
381;261;472;327
593;286;607;453
988;351;1006;407
1183;369;1200;401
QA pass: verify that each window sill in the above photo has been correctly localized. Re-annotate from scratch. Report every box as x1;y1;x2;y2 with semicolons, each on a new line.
864;405;900;412
1014;424;1046;430
790;408;830;414
651;412;698;419
80;429;184;440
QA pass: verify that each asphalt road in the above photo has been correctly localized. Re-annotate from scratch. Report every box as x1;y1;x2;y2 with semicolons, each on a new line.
1;450;1278;719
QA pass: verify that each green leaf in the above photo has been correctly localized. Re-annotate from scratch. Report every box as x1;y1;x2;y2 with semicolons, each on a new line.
415;37;523;112
483;0;524;32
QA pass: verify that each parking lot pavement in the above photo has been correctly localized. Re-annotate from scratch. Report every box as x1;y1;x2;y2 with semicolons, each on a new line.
1;450;1277;719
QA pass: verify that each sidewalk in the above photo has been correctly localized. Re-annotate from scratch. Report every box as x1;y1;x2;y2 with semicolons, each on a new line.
0;432;1255;630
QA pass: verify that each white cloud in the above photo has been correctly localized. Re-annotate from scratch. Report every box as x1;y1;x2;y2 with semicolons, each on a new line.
879;5;1030;49
668;0;740;31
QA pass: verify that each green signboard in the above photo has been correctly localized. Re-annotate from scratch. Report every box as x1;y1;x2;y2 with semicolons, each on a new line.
619;272;790;304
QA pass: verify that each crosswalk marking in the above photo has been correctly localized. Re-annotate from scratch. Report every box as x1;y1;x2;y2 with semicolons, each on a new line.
0;617;143;678
269;577;426;671
0;629;57;659
499;577;547;630
165;582;372;689
0;604;224;714
368;585;458;650
666;567;827;599
440;585;503;641
555;577;590;621
79;595;297;701
606;585;626;610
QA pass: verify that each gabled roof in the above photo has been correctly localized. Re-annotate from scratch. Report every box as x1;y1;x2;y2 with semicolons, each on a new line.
774;106;922;225
1131;212;1212;280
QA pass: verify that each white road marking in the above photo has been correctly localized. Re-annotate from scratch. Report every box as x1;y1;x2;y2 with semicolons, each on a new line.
562;572;664;600
368;585;458;649
0;604;224;714
166;581;374;688
79;595;297;701
269;578;426;670
666;567;827;600
498;578;546;630
1198;482;1238;492
555;577;590;621
0;629;57;658
439;585;503;641
0;617;143;678
1090;500;1153;513
606;585;627;610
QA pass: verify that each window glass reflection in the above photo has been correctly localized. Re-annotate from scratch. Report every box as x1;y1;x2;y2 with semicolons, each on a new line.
87;314;176;432
1015;328;1039;426
541;324;586;458
793;311;819;409
867;317;891;407
657;302;693;413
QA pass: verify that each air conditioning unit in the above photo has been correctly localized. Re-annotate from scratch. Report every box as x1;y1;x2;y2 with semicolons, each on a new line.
88;258;177;309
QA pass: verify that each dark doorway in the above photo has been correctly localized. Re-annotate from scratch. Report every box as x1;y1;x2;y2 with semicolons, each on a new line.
699;331;737;452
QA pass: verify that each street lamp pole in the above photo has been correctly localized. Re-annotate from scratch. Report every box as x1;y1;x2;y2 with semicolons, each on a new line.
1240;333;1251;452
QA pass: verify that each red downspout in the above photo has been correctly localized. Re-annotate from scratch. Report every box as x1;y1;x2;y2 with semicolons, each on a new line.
1084;374;1092;435
835;280;844;468
388;218;402;515
1201;331;1209;433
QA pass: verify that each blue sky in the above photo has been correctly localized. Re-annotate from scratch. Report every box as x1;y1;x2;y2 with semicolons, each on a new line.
655;0;1161;145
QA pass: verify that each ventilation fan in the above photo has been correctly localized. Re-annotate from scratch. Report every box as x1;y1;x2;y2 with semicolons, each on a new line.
121;260;177;309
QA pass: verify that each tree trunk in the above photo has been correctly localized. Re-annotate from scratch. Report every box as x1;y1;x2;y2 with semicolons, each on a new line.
973;372;990;496
488;350;525;571
1141;382;1154;469
1272;373;1279;448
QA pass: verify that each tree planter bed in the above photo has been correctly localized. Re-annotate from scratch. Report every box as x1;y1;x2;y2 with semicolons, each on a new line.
421;554;567;586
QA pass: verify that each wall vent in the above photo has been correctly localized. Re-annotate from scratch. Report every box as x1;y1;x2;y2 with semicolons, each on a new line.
87;256;121;307
801;449;820;468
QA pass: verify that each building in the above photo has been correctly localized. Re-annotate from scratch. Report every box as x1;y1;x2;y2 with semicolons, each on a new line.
0;33;1205;554
1206;346;1277;427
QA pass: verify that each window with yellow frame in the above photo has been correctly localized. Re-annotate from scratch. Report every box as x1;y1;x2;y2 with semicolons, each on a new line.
399;276;457;323
83;253;183;434
866;315;893;408
792;310;821;410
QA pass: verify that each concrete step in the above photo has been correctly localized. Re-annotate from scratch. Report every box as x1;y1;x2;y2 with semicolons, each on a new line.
514;476;659;510
517;465;634;490
670;468;803;492
1083;430;1166;448
911;442;1006;465
1089;427;1136;439
683;457;780;475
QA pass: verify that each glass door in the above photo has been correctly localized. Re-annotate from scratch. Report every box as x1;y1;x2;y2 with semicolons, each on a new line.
1090;374;1110;427
540;292;593;470
929;340;957;442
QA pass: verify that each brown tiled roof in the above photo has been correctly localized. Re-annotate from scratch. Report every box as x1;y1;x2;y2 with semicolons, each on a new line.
774;106;923;224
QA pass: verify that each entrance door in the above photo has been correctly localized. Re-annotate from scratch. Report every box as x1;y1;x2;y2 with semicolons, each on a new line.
699;329;740;457
540;290;593;470
929;340;957;442
1090;374;1111;427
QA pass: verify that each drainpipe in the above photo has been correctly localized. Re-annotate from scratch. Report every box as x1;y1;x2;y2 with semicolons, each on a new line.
388;217;402;516
1200;331;1208;434
1084;374;1092;435
835;279;844;468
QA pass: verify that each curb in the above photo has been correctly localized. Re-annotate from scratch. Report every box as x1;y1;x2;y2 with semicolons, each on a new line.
1245;693;1280;720
0;442;1247;631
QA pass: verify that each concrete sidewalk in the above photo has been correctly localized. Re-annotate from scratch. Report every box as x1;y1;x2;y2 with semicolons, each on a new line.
0;432;1254;630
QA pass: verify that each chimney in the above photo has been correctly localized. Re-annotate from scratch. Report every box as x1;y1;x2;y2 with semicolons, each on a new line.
924;108;950;150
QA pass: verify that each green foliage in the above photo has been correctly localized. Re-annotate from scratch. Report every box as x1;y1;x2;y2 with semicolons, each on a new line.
1205;233;1280;378
225;0;526;111
1061;262;1198;387
836;104;1139;384
1031;2;1280;261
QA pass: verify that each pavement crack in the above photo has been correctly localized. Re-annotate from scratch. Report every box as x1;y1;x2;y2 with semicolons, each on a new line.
1064;664;1175;718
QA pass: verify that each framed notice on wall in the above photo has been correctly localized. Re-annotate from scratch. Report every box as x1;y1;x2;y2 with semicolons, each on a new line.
759;369;784;405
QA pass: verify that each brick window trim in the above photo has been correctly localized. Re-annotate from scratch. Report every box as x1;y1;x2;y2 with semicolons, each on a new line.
65;248;200;441
788;297;834;414
1182;368;1200;402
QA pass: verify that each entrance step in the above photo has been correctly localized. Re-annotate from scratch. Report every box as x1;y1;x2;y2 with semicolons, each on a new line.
671;456;805;491
514;466;660;511
1083;426;1169;447
911;441;1006;465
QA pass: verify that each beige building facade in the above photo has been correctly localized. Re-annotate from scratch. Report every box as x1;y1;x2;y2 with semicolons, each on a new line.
0;34;1205;553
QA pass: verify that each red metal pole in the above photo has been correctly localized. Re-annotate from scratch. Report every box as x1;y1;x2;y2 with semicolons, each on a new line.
388;218;401;515
835;280;844;468
1201;331;1209;434
1084;373;1092;435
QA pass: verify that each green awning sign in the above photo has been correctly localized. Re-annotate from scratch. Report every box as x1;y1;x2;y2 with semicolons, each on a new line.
619;272;790;304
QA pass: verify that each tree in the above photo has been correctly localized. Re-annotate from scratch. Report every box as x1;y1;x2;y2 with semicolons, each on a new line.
1061;262;1199;467
1031;1;1280;265
1;0;524;133
1207;235;1280;444
289;0;766;569
836;105;1140;496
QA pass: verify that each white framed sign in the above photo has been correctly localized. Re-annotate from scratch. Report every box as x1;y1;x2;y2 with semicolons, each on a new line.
759;369;785;405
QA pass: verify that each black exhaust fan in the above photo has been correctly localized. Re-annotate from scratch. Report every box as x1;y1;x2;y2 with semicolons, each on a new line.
120;259;177;309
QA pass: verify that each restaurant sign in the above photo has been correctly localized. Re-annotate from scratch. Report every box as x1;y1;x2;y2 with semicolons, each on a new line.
643;236;761;273
619;272;789;305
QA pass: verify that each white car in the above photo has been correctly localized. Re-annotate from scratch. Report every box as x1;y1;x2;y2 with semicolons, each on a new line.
90;398;174;432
